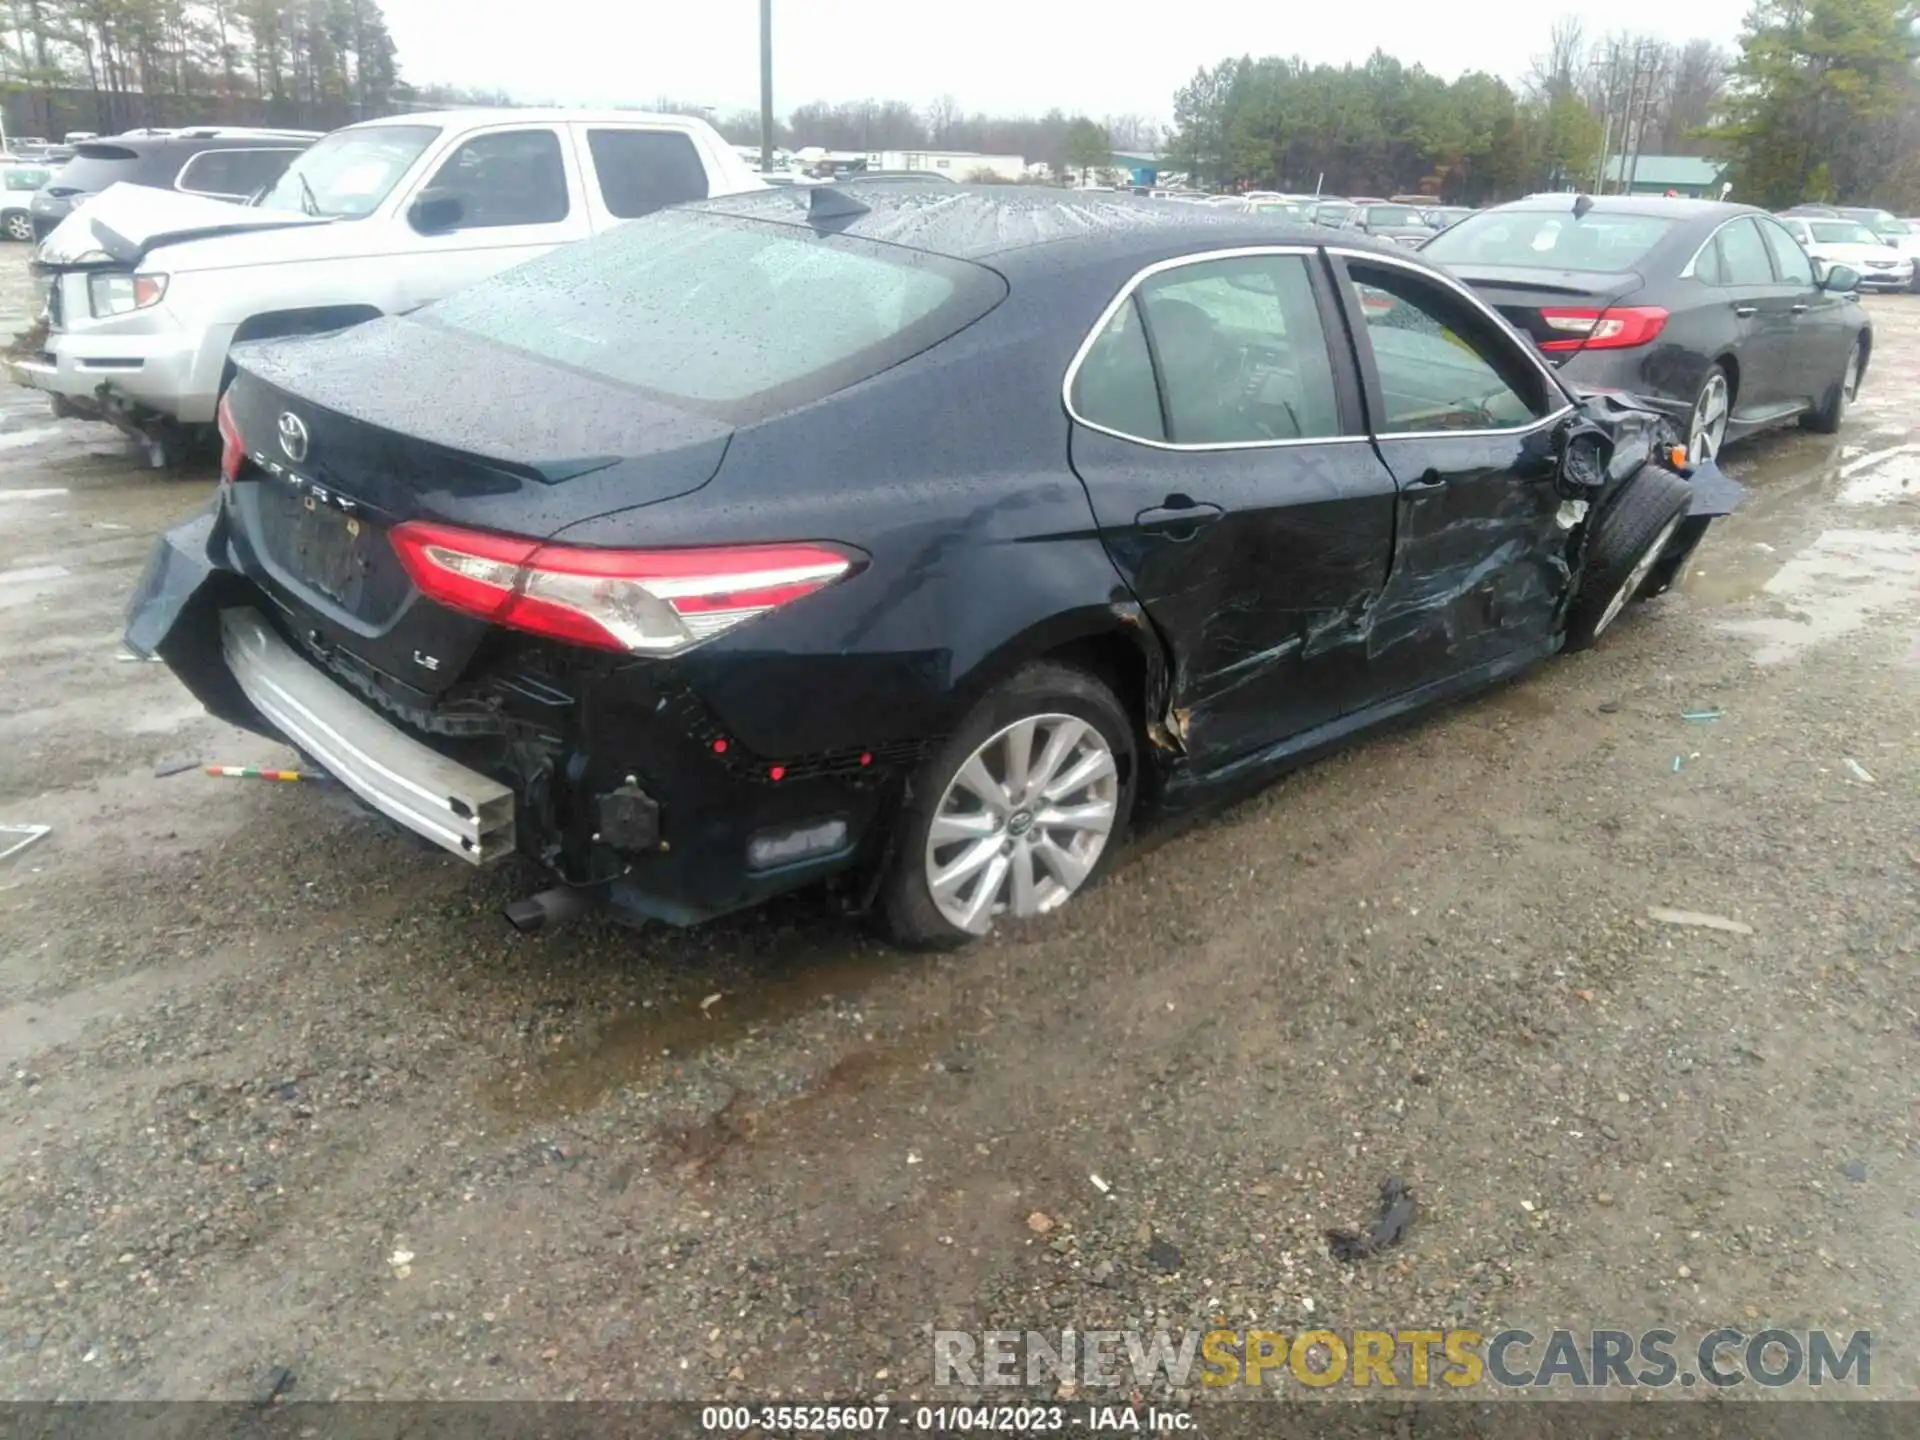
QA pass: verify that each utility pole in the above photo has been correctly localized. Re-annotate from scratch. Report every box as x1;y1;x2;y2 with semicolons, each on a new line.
758;0;774;173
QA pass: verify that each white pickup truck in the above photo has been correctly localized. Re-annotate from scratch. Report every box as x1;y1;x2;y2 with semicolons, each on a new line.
12;109;765;464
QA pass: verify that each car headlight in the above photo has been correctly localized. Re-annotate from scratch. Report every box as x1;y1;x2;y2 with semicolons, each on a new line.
88;272;169;318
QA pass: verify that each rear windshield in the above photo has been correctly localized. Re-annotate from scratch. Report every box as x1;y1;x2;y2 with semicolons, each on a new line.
47;146;145;193
1366;205;1424;227
421;208;1007;420
1809;220;1880;245
1424;210;1677;270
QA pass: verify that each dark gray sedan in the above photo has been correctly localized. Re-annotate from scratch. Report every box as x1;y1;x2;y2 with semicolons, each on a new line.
1424;195;1870;463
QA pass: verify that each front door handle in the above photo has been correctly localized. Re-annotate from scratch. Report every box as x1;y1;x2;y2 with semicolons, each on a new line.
1732;304;1758;317
1790;302;1809;314
1135;498;1224;538
1405;467;1448;490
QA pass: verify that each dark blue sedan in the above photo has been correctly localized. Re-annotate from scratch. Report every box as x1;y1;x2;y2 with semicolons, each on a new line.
126;184;1738;945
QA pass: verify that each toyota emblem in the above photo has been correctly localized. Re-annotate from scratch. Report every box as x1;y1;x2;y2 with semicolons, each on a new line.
277;411;310;464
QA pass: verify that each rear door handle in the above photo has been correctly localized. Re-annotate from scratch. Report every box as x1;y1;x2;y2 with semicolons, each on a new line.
1135;500;1224;537
1732;304;1758;317
1790;303;1809;314
1405;467;1448;490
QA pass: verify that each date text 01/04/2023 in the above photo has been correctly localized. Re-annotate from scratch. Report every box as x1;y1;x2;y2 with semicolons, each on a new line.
699;1403;1197;1432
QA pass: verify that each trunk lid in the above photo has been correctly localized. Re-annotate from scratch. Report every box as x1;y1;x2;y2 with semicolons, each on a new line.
1448;264;1643;354
223;318;734;698
33;181;327;269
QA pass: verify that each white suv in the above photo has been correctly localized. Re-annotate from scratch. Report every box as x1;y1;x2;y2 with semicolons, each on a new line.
12;109;764;463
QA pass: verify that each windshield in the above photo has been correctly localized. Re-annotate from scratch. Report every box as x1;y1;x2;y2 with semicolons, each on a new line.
255;125;439;217
1809;220;1880;246
421;209;1007;420
1844;209;1905;238
1423;210;1677;270
1366;205;1424;227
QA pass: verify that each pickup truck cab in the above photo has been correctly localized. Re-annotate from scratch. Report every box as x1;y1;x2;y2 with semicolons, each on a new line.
13;109;764;463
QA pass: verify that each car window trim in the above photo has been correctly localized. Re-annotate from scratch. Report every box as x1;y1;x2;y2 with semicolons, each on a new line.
174;146;306;200
1061;244;1372;454
1680;214;1780;282
1708;215;1778;288
424;125;574;229
1753;215;1816;287
1324;244;1576;440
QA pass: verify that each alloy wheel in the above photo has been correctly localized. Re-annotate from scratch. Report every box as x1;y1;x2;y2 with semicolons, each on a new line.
1594;514;1682;637
1687;373;1729;465
924;713;1119;935
4;214;30;242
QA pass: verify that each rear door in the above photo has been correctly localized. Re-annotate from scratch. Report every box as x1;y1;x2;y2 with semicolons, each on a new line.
1705;217;1784;412
387;124;590;312
1329;248;1575;706
571;125;714;232
1066;246;1399;765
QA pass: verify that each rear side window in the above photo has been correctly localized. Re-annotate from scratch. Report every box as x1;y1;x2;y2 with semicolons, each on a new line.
1136;255;1341;443
1071;299;1164;441
176;147;301;199
1716;219;1775;286
1424;211;1677;270
587;129;710;218
423;209;1004;420
1757;218;1814;286
422;129;569;228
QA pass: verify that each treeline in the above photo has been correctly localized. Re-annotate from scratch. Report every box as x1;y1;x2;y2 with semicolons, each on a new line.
0;0;403;133
704;99;1161;174
1170;21;1731;202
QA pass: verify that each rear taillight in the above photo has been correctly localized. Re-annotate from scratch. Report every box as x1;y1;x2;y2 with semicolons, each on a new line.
216;391;244;484
1537;306;1669;351
387;520;858;656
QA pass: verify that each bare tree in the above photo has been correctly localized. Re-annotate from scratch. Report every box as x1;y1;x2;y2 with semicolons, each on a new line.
1659;38;1727;153
925;91;959;145
1103;112;1161;151
1528;15;1585;100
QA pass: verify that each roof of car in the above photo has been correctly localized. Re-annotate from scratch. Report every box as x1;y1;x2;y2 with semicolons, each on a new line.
1491;194;1757;222
348;107;717;131
687;183;1407;265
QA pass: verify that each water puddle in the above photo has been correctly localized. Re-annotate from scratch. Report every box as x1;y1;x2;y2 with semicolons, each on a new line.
1716;528;1920;664
484;932;915;1122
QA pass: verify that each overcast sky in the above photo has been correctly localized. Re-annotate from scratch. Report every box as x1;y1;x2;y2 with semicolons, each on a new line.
381;0;1753;121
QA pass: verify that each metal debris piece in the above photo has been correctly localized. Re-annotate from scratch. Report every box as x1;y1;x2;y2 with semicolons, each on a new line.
154;760;200;778
1089;1173;1111;1195
1325;1175;1417;1263
1649;907;1754;936
1681;709;1723;722
1842;758;1876;785
0;824;51;862
1672;755;1683;773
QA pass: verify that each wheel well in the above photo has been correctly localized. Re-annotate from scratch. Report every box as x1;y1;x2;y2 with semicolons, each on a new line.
1856;328;1872;373
1714;353;1739;404
1043;631;1151;726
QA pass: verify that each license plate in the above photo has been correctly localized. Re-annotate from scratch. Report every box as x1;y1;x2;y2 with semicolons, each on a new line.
287;500;367;600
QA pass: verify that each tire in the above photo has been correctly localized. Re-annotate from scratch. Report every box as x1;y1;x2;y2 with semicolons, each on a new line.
1565;468;1695;651
1684;363;1732;465
2;211;32;243
880;662;1137;948
1800;334;1865;434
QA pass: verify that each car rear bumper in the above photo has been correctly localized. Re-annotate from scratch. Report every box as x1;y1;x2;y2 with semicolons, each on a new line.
126;510;898;924
220;606;516;863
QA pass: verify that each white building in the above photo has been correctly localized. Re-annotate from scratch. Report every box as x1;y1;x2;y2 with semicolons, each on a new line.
864;150;1026;182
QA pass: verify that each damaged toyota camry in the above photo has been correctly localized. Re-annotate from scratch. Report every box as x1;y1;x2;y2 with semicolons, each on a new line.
126;185;1741;946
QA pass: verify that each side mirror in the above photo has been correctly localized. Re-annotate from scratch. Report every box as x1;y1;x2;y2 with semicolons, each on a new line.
1822;263;1860;293
407;190;464;235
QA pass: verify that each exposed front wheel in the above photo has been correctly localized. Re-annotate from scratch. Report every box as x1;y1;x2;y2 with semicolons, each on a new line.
882;663;1135;948
1565;468;1695;650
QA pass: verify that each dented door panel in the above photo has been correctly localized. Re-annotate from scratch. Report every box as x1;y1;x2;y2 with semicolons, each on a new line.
1363;423;1571;697
1068;424;1398;764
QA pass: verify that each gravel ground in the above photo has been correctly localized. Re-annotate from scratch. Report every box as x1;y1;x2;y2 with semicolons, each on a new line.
0;253;1914;1404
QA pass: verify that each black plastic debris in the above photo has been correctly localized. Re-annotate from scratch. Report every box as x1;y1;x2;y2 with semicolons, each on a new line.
1325;1175;1417;1262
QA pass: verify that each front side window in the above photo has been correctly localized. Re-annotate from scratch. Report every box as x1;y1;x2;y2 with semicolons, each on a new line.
1346;262;1550;433
1716;218;1776;285
421;129;570;228
257;124;439;217
1134;254;1342;444
586;129;709;219
1758;219;1815;286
